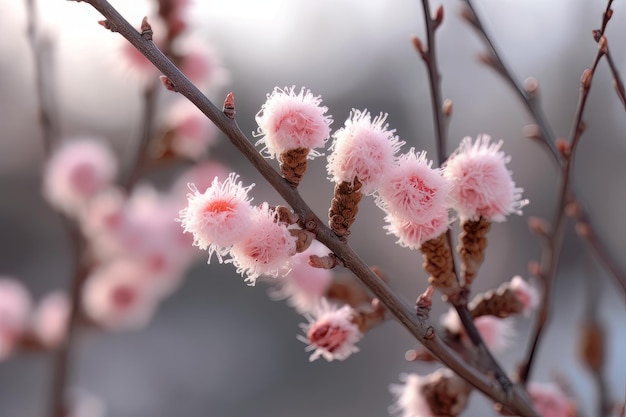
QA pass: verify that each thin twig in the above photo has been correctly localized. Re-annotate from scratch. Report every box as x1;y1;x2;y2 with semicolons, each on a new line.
602;42;626;112
519;35;606;386
72;1;539;414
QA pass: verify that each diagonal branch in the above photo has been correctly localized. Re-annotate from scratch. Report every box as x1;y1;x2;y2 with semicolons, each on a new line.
70;0;539;414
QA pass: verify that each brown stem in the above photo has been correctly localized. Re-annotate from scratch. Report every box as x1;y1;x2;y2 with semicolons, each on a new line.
72;1;539;414
601;40;626;113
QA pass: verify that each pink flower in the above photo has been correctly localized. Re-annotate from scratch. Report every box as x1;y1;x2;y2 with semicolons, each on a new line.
528;382;577;417
166;99;219;160
255;86;332;159
443;135;528;222
228;203;297;285
79;188;126;257
82;260;160;331
384;208;450;249
377;149;451;223
32;291;69;348
270;240;333;313
510;276;539;316
389;373;433;417
42;139;118;216
327;109;404;194
440;308;515;353
0;278;32;359
178;173;255;260
298;299;362;362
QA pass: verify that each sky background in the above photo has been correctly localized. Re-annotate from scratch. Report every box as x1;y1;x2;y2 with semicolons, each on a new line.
0;0;624;416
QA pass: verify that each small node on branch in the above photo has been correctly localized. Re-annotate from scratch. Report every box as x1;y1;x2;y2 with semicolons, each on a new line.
581;68;593;90
528;216;550;238
442;99;453;116
159;75;178;92
478;52;496;69
309;253;343;269
289;229;315;253
223;92;236;119
598;35;608;54
524;77;539;96
528;261;541;278
564;201;582;219
459;4;477;27
575;222;591;239
97;20;117;32
405;347;437;362
140;16;153;40
411;35;427;57
434;5;445;30
416;286;434;319
273;205;299;225
555;138;571;158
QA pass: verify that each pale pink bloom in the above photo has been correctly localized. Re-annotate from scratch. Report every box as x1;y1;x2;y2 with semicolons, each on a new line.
270;240;333;313
389;373;433;417
0;278;32;359
298;299;362;362
228;203;297;285
255;86;332;159
171;161;230;201
176;37;229;92
443;135;528;222
43;139;118;216
166;99;218;160
377;149;451;223
441;308;514;353
528;382;577;417
120;41;159;82
79;188;126;258
178;173;255;260
384;208;450;249
82;260;159;331
327;109;404;194
510;275;539;316
32;291;69;348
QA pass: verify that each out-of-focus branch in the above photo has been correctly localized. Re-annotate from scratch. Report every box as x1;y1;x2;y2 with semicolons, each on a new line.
69;1;540;414
599;39;626;112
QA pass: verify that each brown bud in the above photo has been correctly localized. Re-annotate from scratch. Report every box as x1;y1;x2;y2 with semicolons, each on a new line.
159;76;178;92
442;99;453;116
411;35;426;56
564;201;582;219
434;5;444;29
556;138;571;158
579;321;604;372
223;92;236;119
97;20;116;32
523;124;542;139
581;68;593;90
528;260;541;277
289;229;315;253
575;222;591;238
140;16;153;40
598;35;608;54
309;253;342;269
524;77;539;95
528;216;550;237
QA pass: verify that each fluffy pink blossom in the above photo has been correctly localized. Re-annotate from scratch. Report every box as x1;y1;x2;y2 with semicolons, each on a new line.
82;260;160;331
298;299;362;362
441;308;514;353
228;203;297;285
32;291;69;348
166;99;219;160
377;149;451;223
389;373;433;417
270;240;333;313
42;139;118;216
510;275;539;316
0;278;32;359
178;173;255;260
443;135;528;222
255;86;332;159
528;382;577;417
327;109;404;194
384;208;450;249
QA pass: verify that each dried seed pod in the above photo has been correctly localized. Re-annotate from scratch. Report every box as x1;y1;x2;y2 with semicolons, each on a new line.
420;234;460;300
328;177;363;237
279;147;309;186
457;216;490;288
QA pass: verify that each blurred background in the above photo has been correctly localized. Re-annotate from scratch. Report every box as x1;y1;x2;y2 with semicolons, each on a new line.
0;0;624;416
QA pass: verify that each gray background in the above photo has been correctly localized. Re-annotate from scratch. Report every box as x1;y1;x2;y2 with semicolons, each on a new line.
0;0;624;416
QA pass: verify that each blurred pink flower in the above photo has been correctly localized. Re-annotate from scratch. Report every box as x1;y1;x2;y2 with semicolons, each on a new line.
0;278;32;359
528;382;577;417
32;291;69;348
441;308;514;353
270;240;333;313
178;173;255;260
298;299;362;362
171;161;230;200
327;109;403;194
377;149;451;223
255;86;332;159
176;37;229;93
443;135;528;222
82;260;159;331
510;275;539;316
166;99;219;160
42;139;118;216
384;208;450;249
389;373;433;417
229;203;297;285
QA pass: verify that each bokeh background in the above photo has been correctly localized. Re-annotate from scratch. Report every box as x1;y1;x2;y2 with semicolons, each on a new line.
0;0;624;416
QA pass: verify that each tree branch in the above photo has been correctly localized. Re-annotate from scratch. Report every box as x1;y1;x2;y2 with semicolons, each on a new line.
70;0;539;414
